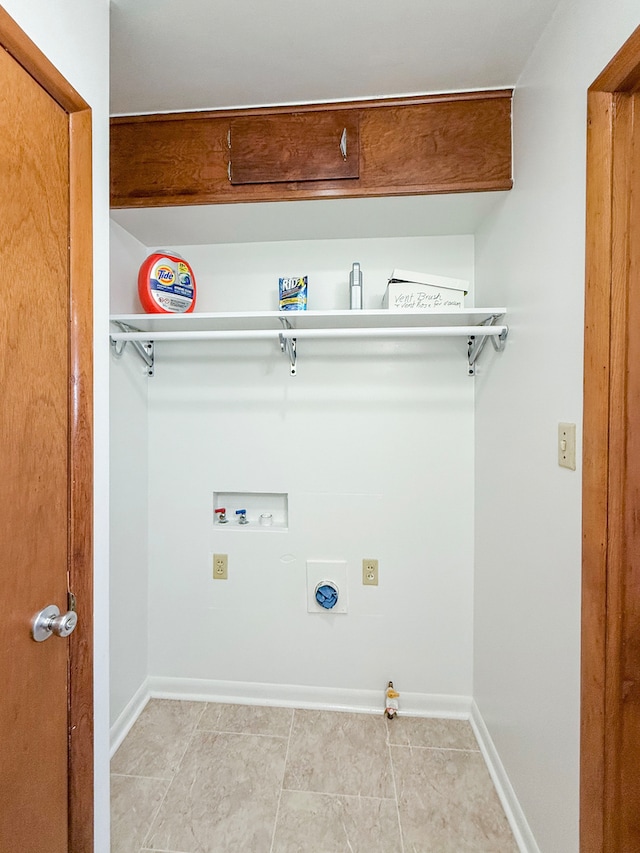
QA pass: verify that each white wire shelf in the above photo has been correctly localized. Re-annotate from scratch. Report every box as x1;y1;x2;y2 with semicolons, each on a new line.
109;308;508;377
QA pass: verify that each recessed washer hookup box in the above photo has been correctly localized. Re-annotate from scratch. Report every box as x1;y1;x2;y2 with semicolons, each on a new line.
382;269;468;310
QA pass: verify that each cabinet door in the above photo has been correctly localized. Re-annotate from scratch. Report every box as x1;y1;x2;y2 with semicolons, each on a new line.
229;111;359;184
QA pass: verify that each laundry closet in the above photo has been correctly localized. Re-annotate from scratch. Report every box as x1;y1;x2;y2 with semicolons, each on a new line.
108;93;511;740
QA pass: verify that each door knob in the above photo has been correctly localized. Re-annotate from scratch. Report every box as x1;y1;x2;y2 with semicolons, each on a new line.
31;604;78;642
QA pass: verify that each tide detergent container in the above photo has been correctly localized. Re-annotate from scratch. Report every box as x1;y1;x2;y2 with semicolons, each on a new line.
138;251;196;314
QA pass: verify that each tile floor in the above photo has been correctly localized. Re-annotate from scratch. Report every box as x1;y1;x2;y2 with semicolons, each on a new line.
110;699;519;853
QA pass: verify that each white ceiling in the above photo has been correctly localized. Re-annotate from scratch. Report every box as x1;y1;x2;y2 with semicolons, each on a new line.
110;0;561;116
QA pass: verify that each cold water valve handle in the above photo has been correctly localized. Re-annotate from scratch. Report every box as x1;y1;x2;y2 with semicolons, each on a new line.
215;507;228;524
236;509;248;525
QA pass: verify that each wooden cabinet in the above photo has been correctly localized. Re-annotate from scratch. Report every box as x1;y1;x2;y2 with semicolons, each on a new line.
110;90;512;208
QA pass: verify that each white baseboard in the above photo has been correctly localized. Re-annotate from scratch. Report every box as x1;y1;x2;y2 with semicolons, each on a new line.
109;678;150;757
109;676;470;756
470;700;541;853
147;675;472;719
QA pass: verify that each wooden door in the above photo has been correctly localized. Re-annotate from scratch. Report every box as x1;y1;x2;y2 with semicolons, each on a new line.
618;92;640;845
0;9;94;852
582;25;640;853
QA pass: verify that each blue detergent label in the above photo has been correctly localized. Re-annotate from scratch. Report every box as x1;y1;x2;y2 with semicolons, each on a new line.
149;257;195;313
279;276;308;311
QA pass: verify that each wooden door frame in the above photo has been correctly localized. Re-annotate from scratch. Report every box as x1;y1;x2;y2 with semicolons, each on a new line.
0;8;94;851
582;24;640;853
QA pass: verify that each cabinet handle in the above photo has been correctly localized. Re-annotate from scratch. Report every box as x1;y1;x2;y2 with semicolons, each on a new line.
228;160;232;182
340;128;347;160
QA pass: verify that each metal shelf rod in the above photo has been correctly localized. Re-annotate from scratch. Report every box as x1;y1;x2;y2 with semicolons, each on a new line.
110;325;507;343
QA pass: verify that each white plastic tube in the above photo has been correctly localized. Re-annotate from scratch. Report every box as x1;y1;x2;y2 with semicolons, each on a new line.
109;325;507;342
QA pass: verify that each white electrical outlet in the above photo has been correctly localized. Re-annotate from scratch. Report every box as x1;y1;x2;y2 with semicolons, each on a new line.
362;559;379;585
558;423;577;470
213;553;228;579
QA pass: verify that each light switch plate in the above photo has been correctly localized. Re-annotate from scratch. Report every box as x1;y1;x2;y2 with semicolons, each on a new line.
558;423;577;470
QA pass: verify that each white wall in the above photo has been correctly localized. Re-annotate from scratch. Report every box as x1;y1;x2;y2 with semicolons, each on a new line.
137;236;477;705
0;1;111;849
109;221;149;725
474;2;640;852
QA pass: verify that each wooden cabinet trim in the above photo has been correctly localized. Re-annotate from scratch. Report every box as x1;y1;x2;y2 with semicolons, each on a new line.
111;88;513;125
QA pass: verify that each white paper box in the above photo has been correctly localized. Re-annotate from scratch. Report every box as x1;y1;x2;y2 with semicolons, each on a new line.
382;270;468;310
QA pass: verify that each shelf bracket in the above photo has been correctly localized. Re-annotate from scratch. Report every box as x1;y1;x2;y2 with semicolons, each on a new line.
467;314;508;376
279;318;297;376
110;322;155;377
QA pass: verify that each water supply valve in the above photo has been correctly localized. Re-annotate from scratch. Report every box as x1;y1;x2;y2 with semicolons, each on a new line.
215;507;228;523
235;509;248;525
385;681;400;719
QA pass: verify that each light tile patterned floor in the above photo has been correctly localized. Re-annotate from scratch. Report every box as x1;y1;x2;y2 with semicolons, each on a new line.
111;699;519;853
